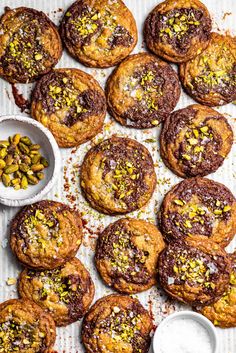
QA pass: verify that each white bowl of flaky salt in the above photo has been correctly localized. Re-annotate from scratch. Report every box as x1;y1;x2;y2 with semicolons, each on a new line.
153;311;218;353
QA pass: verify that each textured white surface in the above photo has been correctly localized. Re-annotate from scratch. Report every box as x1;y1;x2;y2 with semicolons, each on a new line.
0;1;235;352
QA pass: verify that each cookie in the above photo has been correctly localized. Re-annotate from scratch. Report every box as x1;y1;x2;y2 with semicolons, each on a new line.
159;236;231;306
0;298;56;353
95;218;165;294
0;7;62;84
82;294;153;353
144;0;212;63
199;252;236;327
106;53;181;128
180;33;236;106
18;258;95;326
31;68;106;148
10;200;83;269
60;0;137;68
159;177;236;247
80;136;157;215
160;104;233;178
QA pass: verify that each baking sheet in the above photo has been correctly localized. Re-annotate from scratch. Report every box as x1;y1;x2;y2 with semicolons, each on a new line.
0;0;235;352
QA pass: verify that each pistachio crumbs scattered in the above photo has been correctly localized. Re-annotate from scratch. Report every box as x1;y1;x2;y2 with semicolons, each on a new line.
99;307;141;344
28;268;81;305
23;209;61;250
100;142;147;204
193;44;236;91
67;6;131;49
69;11;101;37
172;197;231;234
173;253;216;289
0;320;45;352
125;68;162;115
2;19;48;80
48;76;88;116
160;9;200;40
107;227;149;278
213;265;236;307
179;124;216;166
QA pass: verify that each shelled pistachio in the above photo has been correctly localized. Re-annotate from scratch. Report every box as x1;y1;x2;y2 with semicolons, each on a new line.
0;134;49;190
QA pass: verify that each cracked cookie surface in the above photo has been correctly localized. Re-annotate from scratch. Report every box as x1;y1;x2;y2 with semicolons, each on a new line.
199;252;236;328
80;136;157;215
159;177;236;247
180;33;236;106
18;258;95;326
106;53;180;128
10;200;83;269
160;104;233;178
0;299;56;353
60;0;137;68
82;294;153;353
144;0;212;63
159;236;231;306
0;7;62;83
95;218;165;293
31;68;106;148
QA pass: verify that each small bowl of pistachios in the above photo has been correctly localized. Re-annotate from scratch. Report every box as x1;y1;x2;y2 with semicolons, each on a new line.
0;115;61;207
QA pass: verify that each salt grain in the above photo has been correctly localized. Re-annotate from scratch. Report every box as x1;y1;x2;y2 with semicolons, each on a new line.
157;318;213;353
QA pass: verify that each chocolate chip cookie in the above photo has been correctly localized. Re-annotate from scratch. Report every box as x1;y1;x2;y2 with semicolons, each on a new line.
31;68;106;148
144;0;212;63
82;294;153;353
0;7;62;83
10;200;83;269
0;299;56;353
199;252;236;327
159;178;236;247
106;53;180;128
18;258;95;326
80;136;157;215
60;0;137;68
160;104;233;178
180;33;236;106
159;236;231;306
95;218;165;294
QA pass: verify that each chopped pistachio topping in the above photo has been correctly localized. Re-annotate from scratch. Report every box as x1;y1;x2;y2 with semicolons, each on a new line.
48;81;87;114
70;12;100;37
230;272;236;285
160;10;200;40
174;199;185;206
173;253;216;289
28;268;81;305
195;70;233;87
193;44;236;89
3;21;47;79
179;124;214;166
109;228;148;274
107;160;139;200
223;205;231;212
172;194;231;235
69;8;118;41
23;209;61;249
100;309;141;344
126;68;162;112
0;320;44;352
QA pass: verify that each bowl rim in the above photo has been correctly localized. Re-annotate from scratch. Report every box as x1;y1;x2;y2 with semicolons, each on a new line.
0;115;61;207
152;310;218;353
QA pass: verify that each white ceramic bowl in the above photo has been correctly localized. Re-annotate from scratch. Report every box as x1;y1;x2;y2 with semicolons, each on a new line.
152;311;218;353
0;115;61;207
